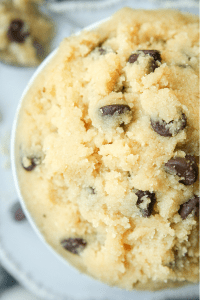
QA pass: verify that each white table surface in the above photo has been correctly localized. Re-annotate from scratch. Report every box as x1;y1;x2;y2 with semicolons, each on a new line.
0;0;199;299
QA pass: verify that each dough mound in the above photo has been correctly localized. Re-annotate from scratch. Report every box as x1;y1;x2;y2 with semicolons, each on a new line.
15;8;199;290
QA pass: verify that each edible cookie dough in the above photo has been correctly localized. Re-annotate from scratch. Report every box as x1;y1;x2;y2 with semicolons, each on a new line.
15;8;199;290
0;0;54;67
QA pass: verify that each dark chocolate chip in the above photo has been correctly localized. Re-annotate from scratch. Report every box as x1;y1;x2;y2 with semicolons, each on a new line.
164;155;198;185
89;187;95;194
150;113;187;137
139;50;161;62
11;202;26;221
149;59;159;72
128;50;161;67
100;104;131;116
128;53;139;64
15;207;26;221
178;195;199;220
98;47;107;55
135;190;156;217
60;238;87;255
21;156;41;171
7;19;29;43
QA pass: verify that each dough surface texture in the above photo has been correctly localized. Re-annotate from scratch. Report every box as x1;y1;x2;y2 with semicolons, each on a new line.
15;8;199;290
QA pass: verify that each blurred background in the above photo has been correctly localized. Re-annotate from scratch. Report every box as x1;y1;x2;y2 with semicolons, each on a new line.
0;0;199;299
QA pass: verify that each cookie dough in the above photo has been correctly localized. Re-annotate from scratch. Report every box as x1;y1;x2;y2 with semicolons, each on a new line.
0;0;54;67
15;8;199;290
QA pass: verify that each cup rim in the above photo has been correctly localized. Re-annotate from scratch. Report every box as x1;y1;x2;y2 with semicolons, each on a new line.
46;0;124;12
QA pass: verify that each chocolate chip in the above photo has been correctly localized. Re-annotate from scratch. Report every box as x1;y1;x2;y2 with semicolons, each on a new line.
164;155;198;185
98;47;107;55
100;104;131;116
15;207;26;221
60;238;87;254
178;196;199;220
128;53;139;64
140;50;161;62
150;113;187;137
135;190;156;217
89;187;95;194
21;156;41;171
128;50;161;69
149;59;159;72
7;19;29;43
11;202;26;221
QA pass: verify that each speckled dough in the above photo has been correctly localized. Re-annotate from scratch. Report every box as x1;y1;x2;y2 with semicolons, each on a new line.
15;8;199;290
0;0;54;66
